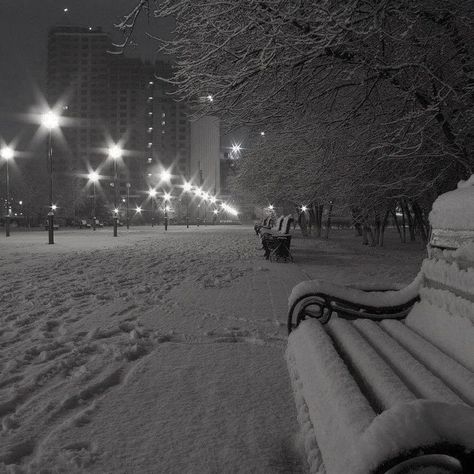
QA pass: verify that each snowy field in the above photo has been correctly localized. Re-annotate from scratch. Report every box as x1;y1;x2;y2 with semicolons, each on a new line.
0;226;425;473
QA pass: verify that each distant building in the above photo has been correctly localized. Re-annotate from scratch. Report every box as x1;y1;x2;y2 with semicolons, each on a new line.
47;25;111;217
145;62;191;187
190;116;220;195
46;25;191;221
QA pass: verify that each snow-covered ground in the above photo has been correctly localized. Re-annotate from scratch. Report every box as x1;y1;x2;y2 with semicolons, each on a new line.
0;226;424;473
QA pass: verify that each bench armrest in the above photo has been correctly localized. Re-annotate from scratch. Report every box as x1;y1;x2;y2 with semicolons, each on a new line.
287;277;421;333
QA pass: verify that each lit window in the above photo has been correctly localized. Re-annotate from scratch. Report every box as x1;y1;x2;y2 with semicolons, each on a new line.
161;113;165;118
161;121;165;126
147;157;152;163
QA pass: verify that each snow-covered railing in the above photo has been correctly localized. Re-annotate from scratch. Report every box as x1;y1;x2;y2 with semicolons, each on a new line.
286;178;474;473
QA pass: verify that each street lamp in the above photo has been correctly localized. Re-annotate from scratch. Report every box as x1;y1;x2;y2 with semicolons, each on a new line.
183;181;192;228
160;169;171;183
148;188;157;227
42;110;60;244
1;146;14;237
88;171;99;231
163;191;171;231
126;183;131;229
108;145;122;237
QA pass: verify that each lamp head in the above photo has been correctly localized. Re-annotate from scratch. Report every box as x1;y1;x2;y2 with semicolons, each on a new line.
0;146;14;160
88;171;99;183
109;145;122;160
42;111;59;130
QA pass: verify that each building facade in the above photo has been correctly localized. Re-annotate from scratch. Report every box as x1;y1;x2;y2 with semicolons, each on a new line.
46;25;192;222
190;116;221;195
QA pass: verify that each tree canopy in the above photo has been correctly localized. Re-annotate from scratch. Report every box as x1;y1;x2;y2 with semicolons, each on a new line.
119;0;474;225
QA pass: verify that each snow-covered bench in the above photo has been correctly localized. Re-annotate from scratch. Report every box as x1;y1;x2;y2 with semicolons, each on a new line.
254;215;273;235
261;215;294;261
286;179;474;473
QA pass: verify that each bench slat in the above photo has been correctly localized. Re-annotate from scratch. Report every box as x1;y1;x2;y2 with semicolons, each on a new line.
287;319;374;473
326;318;415;412
352;319;464;405
381;319;474;406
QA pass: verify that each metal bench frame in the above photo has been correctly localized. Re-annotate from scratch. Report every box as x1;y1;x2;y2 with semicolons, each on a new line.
287;288;419;333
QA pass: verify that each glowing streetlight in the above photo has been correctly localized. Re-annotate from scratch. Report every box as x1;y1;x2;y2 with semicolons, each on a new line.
41;110;60;244
183;181;192;192
88;171;99;230
1;146;14;237
42;111;59;130
135;206;142;214
231;143;242;154
301;205;308;212
108;145;122;237
160;169;171;183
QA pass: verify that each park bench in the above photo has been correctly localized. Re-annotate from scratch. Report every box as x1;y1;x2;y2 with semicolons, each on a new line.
286;179;474;474
261;214;294;261
79;219;91;229
254;215;273;235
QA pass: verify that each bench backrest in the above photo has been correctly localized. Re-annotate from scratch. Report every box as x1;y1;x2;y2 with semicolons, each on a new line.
407;178;474;372
281;215;294;234
275;215;284;231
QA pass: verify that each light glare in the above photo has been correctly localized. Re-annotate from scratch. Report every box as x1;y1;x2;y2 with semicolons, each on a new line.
42;111;60;130
109;145;122;160
1;146;14;160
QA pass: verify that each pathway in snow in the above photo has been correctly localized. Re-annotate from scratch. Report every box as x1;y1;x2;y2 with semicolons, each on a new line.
0;226;423;473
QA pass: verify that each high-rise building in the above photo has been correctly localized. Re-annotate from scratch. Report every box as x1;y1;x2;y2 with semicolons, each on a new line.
47;26;110;217
46;25;192;222
145;61;191;186
190;116;220;195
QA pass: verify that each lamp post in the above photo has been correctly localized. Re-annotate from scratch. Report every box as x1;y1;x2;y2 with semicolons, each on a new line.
183;181;192;228
88;171;99;231
1;146;13;237
42;111;59;244
159;169;171;231
148;188;157;227
126;183;131;230
109;145;122;237
163;191;171;231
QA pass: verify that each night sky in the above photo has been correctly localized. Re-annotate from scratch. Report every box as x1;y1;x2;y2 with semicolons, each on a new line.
0;0;167;143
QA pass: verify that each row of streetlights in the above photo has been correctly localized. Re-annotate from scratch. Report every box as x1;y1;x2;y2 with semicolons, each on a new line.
2;109;239;241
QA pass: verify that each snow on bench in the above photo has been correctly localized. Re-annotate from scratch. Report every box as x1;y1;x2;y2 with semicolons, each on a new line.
286;179;474;473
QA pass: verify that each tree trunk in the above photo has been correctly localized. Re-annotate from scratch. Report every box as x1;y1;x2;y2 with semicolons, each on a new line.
400;203;407;243
378;210;390;247
324;202;333;239
390;209;403;242
312;204;323;238
412;201;429;244
402;200;416;242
